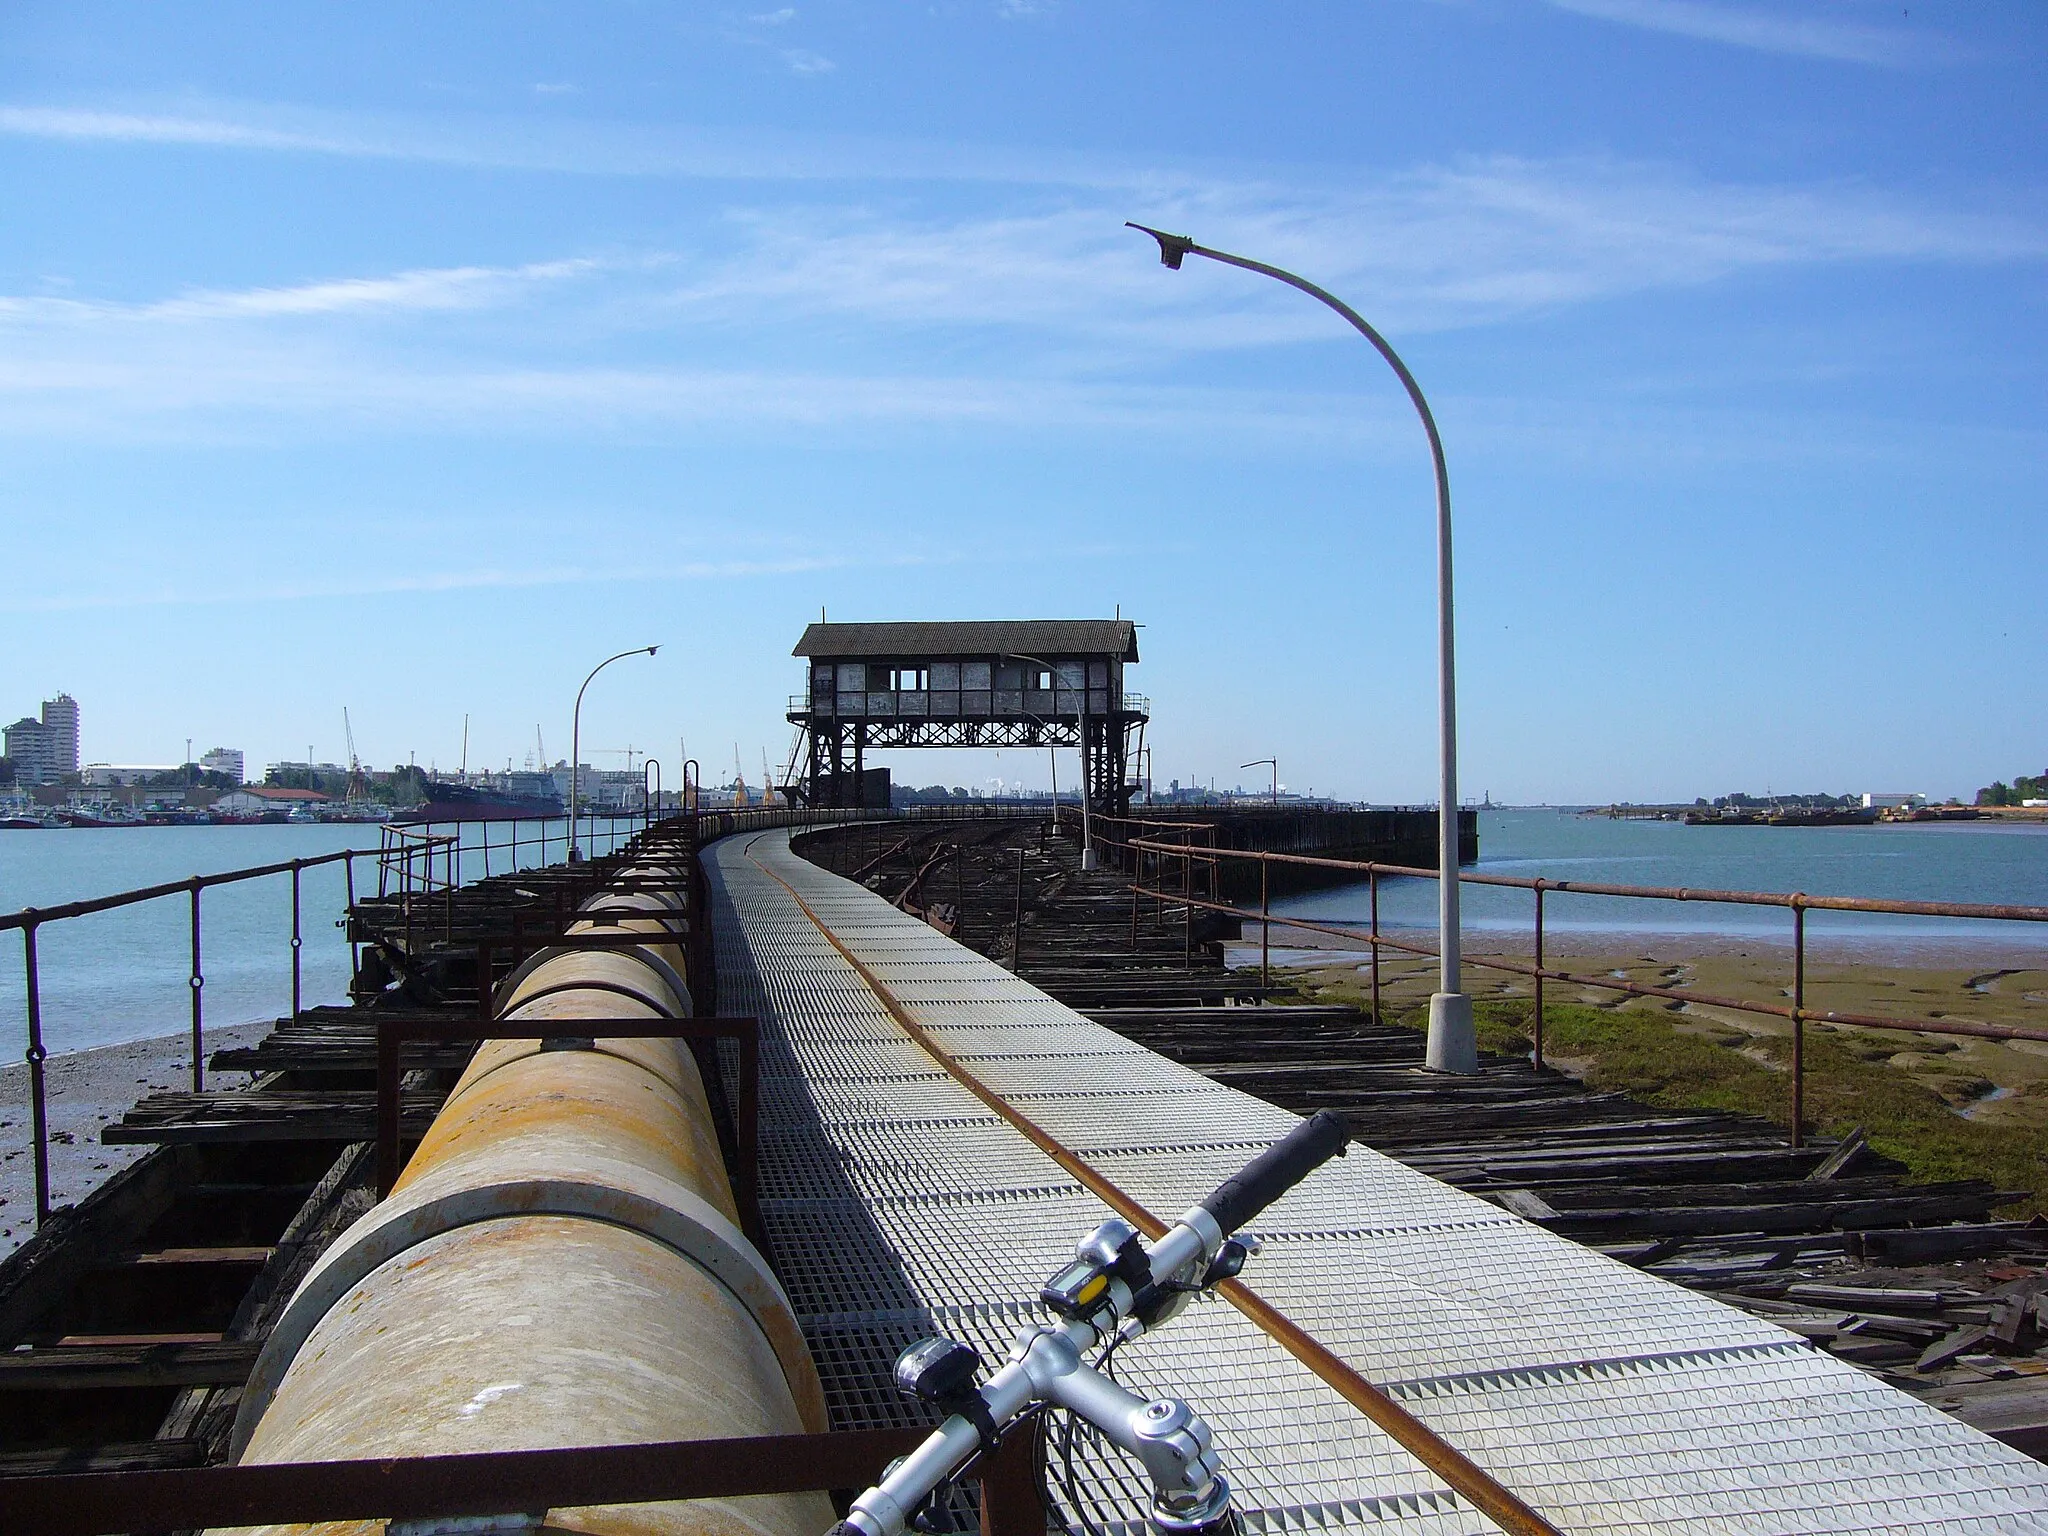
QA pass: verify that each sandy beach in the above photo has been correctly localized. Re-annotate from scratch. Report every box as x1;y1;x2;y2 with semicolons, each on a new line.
0;1020;270;1257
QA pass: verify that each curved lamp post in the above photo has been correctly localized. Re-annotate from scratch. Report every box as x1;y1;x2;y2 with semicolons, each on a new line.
1242;757;1278;809
568;645;658;863
1009;652;1096;871
1129;223;1474;1072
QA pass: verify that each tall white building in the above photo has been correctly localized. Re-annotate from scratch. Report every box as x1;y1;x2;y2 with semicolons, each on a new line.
40;694;79;775
200;746;245;783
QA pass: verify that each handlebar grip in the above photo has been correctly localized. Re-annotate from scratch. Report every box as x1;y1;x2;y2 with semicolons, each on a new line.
1198;1109;1349;1236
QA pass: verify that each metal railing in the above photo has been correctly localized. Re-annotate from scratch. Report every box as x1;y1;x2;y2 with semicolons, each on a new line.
1080;812;2048;1147
0;802;1038;1241
1;847;366;1227
0;1423;1058;1536
379;812;649;891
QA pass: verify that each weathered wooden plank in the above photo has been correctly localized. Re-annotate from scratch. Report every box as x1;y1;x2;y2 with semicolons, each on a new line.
0;1341;259;1391
103;1091;441;1146
1541;1194;2005;1240
1490;1189;1561;1221
114;1246;276;1268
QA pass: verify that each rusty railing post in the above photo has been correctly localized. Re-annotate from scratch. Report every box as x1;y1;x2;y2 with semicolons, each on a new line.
1369;868;1381;1026
344;849;360;993
290;859;304;1018
188;877;205;1091
1012;844;1027;971
1260;856;1270;995
734;1017;762;1248
1532;879;1545;1071
1791;897;1807;1148
977;1413;1047;1536
23;916;50;1227
1181;835;1192;968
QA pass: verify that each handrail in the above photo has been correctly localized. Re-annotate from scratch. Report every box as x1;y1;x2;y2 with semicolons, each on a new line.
1115;833;2048;925
8;844;369;1230
1082;815;2048;1147
0;848;360;932
4;811;655;1239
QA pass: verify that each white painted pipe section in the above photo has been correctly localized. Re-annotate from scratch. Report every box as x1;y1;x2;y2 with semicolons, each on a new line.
226;863;831;1536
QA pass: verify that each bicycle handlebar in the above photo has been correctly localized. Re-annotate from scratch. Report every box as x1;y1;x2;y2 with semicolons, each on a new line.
830;1112;1353;1536
1197;1109;1349;1237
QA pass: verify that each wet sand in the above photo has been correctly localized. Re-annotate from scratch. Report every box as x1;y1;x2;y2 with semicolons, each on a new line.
0;1020;270;1257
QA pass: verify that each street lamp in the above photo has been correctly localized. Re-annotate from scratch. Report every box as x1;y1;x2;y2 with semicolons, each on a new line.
1008;652;1096;872
568;645;658;863
1242;757;1278;808
1130;223;1474;1073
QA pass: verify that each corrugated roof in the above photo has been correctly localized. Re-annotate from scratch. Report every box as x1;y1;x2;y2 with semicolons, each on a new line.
793;620;1138;662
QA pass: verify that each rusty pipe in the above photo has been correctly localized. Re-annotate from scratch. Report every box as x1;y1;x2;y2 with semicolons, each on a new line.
226;860;830;1536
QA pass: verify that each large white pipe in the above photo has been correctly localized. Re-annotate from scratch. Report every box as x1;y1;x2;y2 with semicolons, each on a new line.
226;862;831;1536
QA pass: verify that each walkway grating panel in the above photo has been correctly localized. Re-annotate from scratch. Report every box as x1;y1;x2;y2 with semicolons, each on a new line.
710;828;2048;1535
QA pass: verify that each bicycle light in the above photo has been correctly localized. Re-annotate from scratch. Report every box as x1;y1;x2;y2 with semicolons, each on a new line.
893;1336;982;1406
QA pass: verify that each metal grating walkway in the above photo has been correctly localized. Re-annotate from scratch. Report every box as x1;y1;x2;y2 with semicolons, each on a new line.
708;829;2048;1535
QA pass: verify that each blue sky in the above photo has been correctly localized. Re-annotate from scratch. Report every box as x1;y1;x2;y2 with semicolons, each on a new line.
1;1;2042;803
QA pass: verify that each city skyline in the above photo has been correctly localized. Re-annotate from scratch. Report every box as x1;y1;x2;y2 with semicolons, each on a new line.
3;4;2043;803
3;679;2004;808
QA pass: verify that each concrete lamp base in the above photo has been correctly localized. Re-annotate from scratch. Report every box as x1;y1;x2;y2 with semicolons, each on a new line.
1081;847;1099;872
1425;992;1477;1074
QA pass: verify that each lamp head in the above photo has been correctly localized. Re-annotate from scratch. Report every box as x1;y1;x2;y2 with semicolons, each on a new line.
1126;222;1195;270
646;645;660;656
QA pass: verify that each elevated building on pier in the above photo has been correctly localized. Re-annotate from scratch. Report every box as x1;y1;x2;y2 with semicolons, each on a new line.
787;619;1149;815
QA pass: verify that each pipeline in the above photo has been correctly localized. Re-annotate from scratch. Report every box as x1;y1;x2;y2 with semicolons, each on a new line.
226;845;832;1536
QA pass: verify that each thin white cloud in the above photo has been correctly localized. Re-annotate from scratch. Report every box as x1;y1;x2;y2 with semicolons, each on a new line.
780;49;836;75
0;96;1186;189
0;549;952;614
532;82;578;97
656;158;2048;343
0;258;608;327
750;8;797;24
154;258;606;321
0;104;350;154
1542;0;1963;67
0;159;2040;444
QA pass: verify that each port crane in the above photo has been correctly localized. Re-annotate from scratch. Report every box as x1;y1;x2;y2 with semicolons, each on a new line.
341;708;369;805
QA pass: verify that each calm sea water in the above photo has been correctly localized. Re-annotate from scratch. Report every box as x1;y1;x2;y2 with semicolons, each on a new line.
1274;810;2048;956
0;818;639;1058
3;812;2044;1060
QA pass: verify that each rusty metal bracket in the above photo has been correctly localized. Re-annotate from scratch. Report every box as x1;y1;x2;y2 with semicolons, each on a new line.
375;1015;763;1245
0;1427;928;1535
